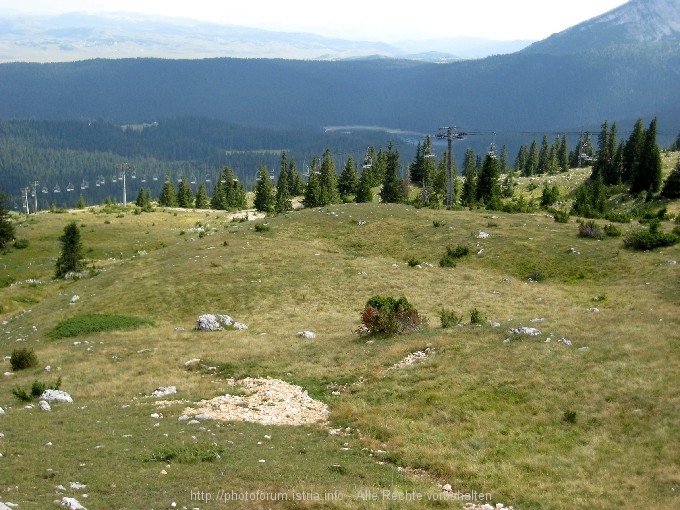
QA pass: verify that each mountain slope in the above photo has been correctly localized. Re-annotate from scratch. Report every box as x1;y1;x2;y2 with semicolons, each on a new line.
523;0;680;55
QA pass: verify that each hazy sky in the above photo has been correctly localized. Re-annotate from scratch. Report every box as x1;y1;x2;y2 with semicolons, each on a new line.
5;0;629;41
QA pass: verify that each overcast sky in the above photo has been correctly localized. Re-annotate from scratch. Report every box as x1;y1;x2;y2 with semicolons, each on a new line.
5;0;629;41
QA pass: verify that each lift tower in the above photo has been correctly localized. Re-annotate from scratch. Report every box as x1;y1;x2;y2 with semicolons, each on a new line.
435;126;466;207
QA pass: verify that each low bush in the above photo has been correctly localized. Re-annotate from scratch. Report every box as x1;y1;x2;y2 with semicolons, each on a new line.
407;257;421;267
357;295;425;336
604;224;622;237
47;314;154;340
623;221;678;250
552;209;570;223
10;347;38;371
13;238;29;249
12;377;63;402
470;308;484;324
439;244;469;267
579;220;604;239
528;269;545;282
254;222;270;232
439;309;462;329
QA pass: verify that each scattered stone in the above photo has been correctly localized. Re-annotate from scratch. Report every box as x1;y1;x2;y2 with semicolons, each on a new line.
509;327;541;336
0;407;4;415
40;390;73;403
184;358;201;368
70;482;87;490
578;346;590;351
668;260;677;265
296;330;316;339
184;377;329;426
70;295;80;304
3;373;12;377
187;420;201;425
557;337;573;346
232;322;248;330
488;321;501;327
39;400;51;411
390;347;434;369
530;317;544;322
501;278;512;283
61;497;87;509
151;386;176;398
44;365;51;372
586;307;600;313
477;231;490;238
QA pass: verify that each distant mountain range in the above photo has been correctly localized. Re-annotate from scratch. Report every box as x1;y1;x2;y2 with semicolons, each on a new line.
0;11;532;62
523;0;680;54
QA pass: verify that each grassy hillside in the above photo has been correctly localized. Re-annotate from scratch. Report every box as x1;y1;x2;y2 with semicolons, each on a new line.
0;182;678;508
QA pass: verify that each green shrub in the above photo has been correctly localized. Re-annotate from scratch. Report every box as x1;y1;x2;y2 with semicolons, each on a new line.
432;220;446;228
551;209;570;223
604;224;622;237
47;314;154;340
563;410;577;424
254;222;270;232
440;309;462;329
604;211;631;224
440;244;469;267
528;269;545;282
579;220;604;239
470;308;484;324
13;238;29;249
623;224;678;250
10;348;38;371
407;257;421;267
11;386;32;402
358;295;425;336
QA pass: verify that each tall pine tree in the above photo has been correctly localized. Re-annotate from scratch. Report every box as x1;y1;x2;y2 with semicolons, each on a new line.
253;165;275;214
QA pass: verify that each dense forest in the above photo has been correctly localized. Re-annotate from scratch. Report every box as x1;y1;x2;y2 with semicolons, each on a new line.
1;44;679;134
0;118;395;209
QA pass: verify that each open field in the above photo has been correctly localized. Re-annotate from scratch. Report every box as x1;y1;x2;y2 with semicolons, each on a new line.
0;179;679;509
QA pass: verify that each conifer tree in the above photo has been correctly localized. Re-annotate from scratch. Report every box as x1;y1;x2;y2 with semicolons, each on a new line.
253;165;275;214
515;145;528;174
319;148;340;206
460;150;477;208
158;173;178;207
55;221;84;278
338;155;359;201
135;188;153;211
499;144;509;174
476;153;502;209
526;140;539;176
275;153;292;213
623;118;645;184
0;190;15;249
661;159;680;198
558;134;569;172
287;161;305;196
538;134;550;174
636;117;662;194
379;143;405;204
303;157;322;208
194;182;209;209
177;177;194;208
354;168;374;203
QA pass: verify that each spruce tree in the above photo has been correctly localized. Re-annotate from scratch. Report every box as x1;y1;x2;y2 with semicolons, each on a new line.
338;155;359;201
500;144;509;174
194;182;210;209
253;165;275;214
177;177;194;208
354;168;373;203
158;173;178;207
287;161;305;196
538;134;550;174
319;148;340;206
515;145;528;174
661;159;680;198
0;190;15;249
526;140;539;176
624;118;645;185
476;153;502;209
275;158;292;214
631;117;662;194
55;221;84;278
558;134;569;173
379;143;405;204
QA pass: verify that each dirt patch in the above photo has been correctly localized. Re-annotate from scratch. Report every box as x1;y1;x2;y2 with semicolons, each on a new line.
183;377;329;426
